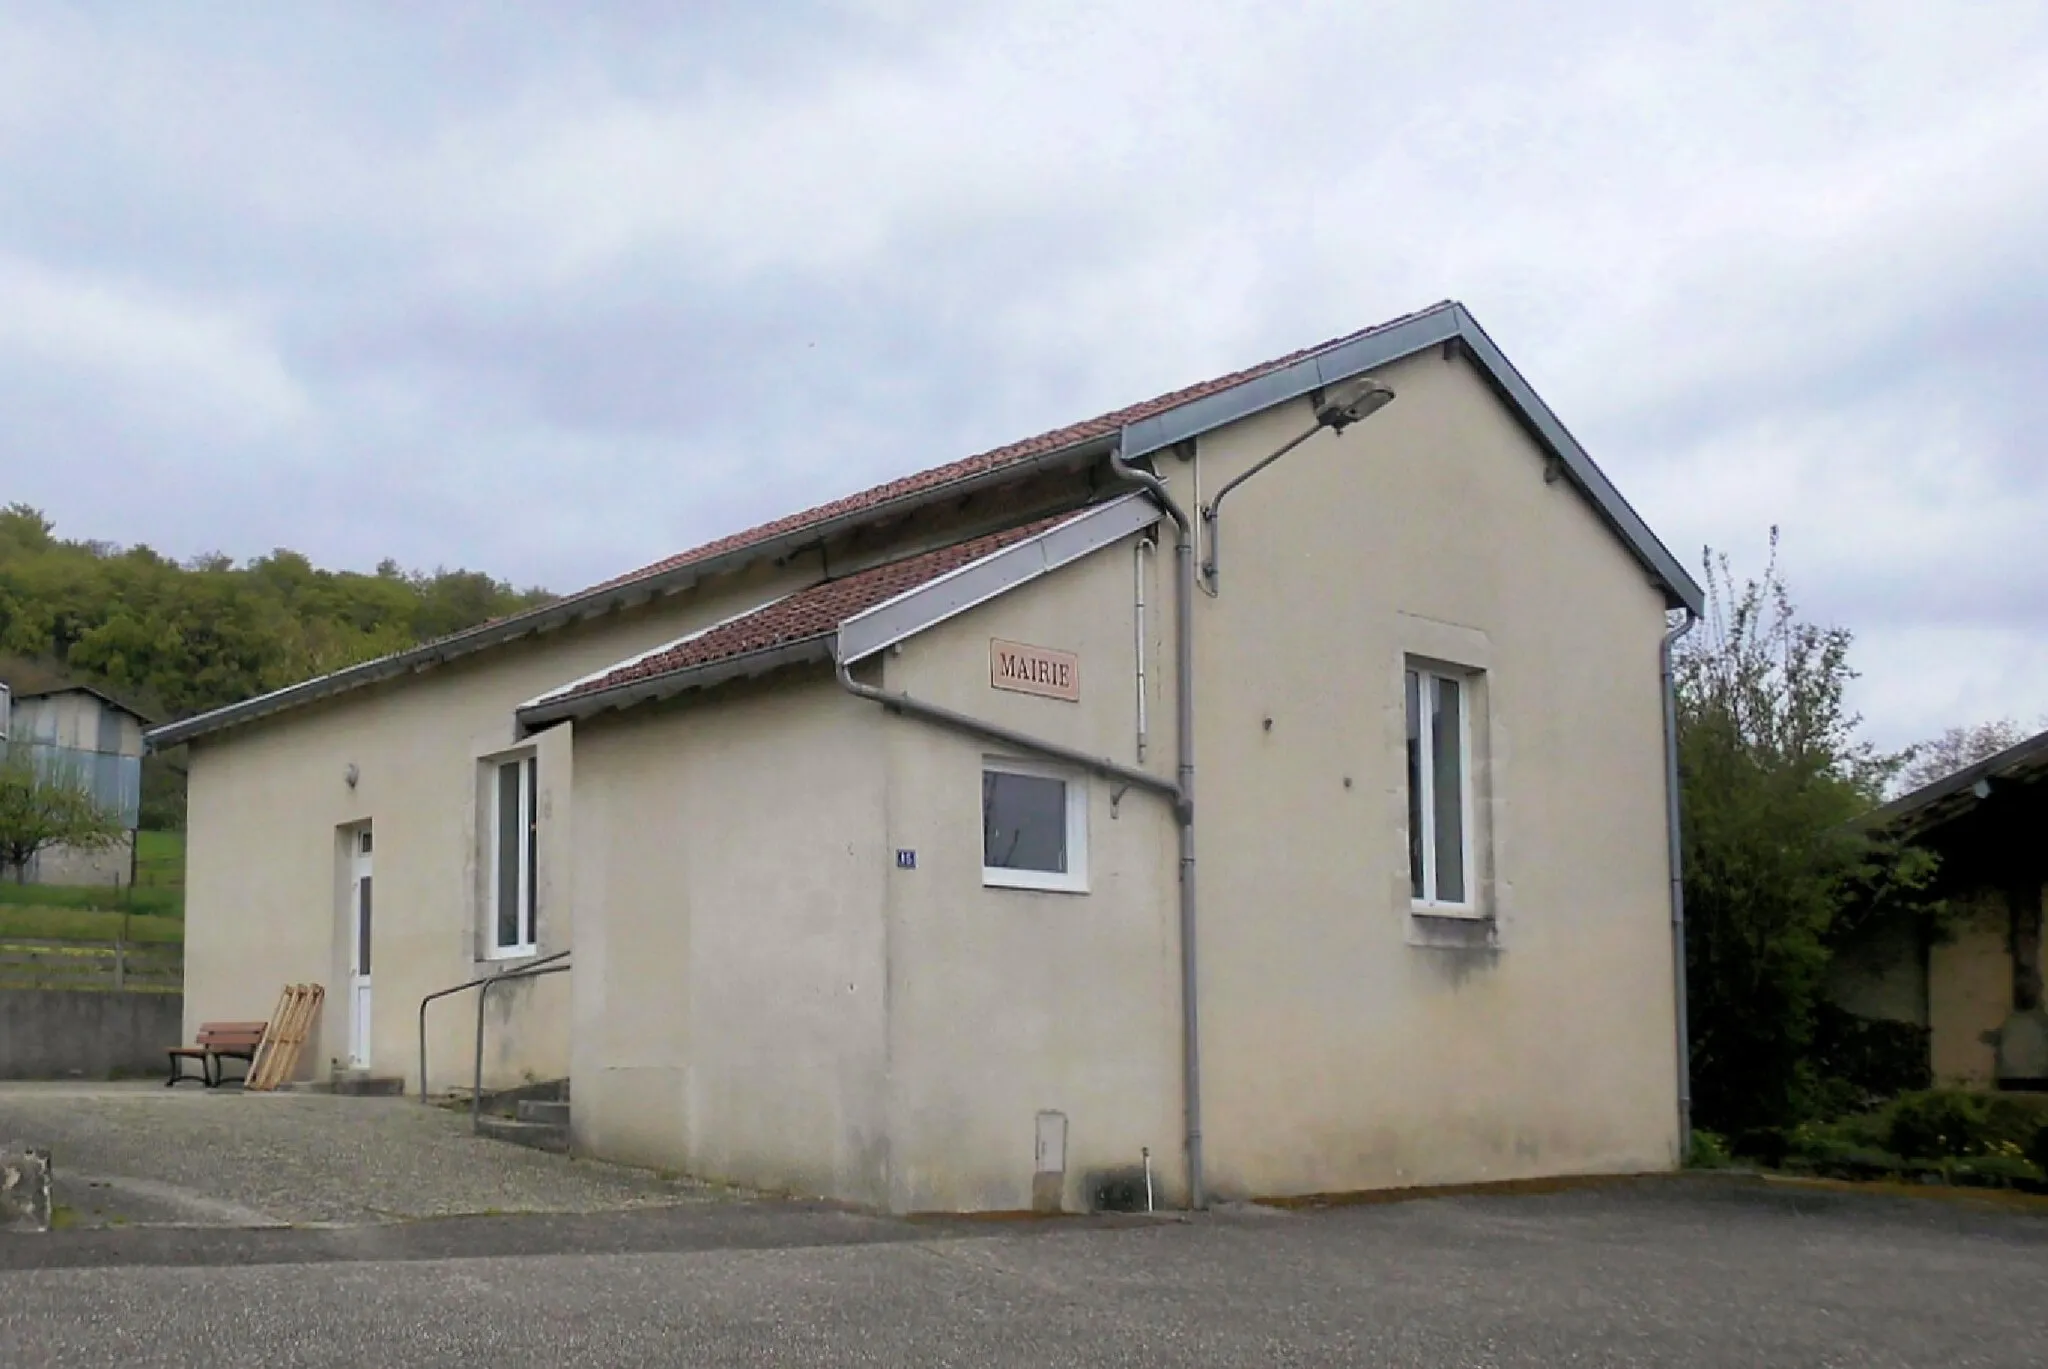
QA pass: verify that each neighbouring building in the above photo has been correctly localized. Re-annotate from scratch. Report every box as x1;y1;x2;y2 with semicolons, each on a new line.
149;301;1706;1212
1;682;147;886
1831;729;2048;1090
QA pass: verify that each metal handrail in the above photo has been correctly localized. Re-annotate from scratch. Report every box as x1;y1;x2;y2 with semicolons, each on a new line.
472;959;571;1130
416;949;570;1103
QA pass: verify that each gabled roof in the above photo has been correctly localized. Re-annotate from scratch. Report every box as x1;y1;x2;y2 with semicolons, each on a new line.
519;496;1162;728
9;682;158;725
150;300;1699;751
1862;725;2048;840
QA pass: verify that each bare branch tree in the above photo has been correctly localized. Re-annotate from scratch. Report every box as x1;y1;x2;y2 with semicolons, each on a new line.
1896;717;2040;794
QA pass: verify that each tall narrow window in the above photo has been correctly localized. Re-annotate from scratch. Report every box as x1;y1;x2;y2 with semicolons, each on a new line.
491;756;537;956
1406;666;1472;909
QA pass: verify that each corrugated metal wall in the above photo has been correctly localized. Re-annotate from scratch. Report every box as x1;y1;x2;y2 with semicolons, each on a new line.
0;739;142;829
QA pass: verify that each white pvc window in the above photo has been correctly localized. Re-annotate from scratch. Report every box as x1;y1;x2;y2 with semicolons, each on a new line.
981;758;1088;893
1406;666;1475;910
489;755;538;956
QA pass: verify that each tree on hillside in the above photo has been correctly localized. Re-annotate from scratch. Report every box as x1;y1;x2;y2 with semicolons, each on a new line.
1675;531;1938;1139
1897;717;2039;794
0;505;553;721
0;751;124;883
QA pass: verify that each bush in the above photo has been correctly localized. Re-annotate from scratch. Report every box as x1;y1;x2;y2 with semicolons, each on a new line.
1688;1130;1737;1168
1733;1126;1792;1167
1942;1153;2042;1189
1884;1089;2048;1160
1675;539;1938;1137
2030;1122;2048;1176
1810;1004;1932;1108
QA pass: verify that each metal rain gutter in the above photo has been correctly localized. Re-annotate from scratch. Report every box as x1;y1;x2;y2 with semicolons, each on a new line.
516;638;836;732
1660;608;1698;1157
147;434;1122;752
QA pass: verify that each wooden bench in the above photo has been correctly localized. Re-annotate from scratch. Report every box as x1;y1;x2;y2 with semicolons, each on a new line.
166;1022;270;1088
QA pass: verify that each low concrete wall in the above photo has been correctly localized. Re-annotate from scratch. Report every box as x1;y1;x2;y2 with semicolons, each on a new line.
0;990;183;1079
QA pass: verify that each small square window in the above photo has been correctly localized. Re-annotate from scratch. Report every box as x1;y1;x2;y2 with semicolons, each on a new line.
982;759;1088;893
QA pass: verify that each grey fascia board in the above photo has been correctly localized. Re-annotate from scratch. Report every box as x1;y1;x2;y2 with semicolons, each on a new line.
1447;306;1704;613
1118;301;1704;614
836;494;1162;665
1119;305;1464;461
145;432;1120;752
1859;725;2048;832
516;637;835;730
13;683;157;724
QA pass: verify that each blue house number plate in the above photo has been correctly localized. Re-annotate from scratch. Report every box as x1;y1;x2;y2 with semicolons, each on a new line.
896;850;917;870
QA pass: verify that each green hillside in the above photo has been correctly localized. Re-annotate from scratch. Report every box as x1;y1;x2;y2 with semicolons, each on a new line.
0;503;552;724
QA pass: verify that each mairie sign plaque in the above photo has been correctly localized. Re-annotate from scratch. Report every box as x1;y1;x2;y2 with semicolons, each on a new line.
989;639;1080;702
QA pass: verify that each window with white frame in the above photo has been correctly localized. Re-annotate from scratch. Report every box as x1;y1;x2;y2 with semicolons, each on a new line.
489;754;538;956
981;757;1088;893
1406;665;1475;910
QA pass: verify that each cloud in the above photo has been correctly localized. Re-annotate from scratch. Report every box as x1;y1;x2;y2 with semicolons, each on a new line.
1;0;2043;748
0;256;306;435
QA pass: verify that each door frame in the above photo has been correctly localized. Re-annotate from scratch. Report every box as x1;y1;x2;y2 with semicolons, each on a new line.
346;823;373;1069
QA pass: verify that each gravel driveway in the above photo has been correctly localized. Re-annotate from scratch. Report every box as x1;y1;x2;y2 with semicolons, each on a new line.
2;1176;2046;1366
0;1081;723;1226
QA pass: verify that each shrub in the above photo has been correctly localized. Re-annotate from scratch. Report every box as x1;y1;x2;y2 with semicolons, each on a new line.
1733;1126;1792;1167
1885;1089;2048;1160
1688;1130;1736;1168
1809;1004;1931;1108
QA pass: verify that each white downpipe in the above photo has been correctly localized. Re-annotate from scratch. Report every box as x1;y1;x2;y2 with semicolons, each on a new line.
1134;540;1152;762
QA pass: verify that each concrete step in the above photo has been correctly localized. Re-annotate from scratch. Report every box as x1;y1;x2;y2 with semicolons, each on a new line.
472;1078;570;1118
330;1072;406;1097
515;1099;570;1126
475;1115;570;1154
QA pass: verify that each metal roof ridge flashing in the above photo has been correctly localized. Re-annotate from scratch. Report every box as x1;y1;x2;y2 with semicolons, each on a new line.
517;636;837;729
836;494;1162;665
1445;306;1703;613
151;299;1704;747
1117;304;1461;461
1117;299;1702;615
520;589;801;711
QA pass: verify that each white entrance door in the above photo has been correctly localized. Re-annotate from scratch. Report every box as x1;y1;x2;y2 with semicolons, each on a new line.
348;826;373;1069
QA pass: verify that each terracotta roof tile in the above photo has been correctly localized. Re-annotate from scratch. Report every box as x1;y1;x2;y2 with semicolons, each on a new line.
579;305;1444;598
546;513;1075;705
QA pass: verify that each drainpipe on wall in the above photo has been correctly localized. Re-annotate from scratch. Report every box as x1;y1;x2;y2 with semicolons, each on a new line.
1104;450;1206;1212
1660;607;1698;1160
833;660;1177;807
832;450;1208;1211
1134;538;1152;764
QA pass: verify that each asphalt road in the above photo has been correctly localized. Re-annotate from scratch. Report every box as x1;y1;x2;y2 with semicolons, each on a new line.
4;1178;2046;1367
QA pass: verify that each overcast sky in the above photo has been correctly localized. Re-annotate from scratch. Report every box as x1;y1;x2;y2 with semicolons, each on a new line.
3;2;2042;750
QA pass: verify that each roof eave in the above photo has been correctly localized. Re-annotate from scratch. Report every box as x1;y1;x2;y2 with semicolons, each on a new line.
1859;728;2048;835
1119;300;1704;614
514;636;837;732
836;493;1162;665
146;433;1120;752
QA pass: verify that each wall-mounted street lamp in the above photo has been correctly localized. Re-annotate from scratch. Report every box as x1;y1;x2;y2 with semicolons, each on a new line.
1199;375;1395;594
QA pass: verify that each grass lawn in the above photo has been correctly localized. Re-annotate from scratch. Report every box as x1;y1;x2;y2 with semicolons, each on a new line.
0;904;184;944
0;829;184;919
135;829;186;889
0;880;182;918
